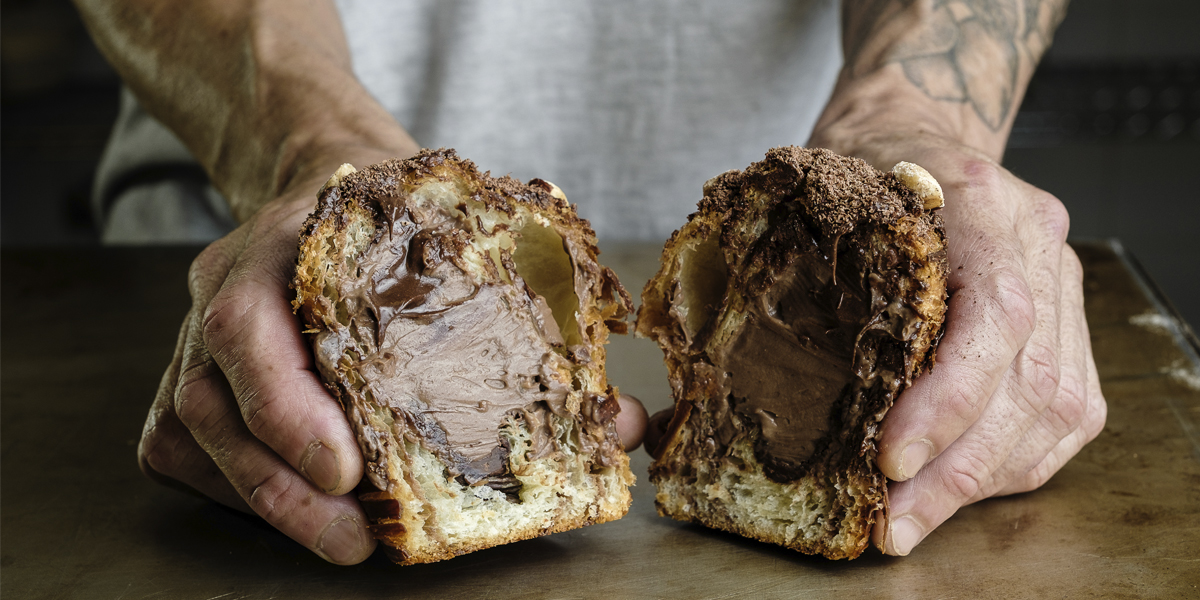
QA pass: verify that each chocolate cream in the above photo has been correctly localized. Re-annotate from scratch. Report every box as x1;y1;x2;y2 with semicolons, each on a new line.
311;192;609;491
710;232;923;481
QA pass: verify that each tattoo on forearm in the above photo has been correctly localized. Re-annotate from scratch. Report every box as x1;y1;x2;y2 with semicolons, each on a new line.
843;0;1069;131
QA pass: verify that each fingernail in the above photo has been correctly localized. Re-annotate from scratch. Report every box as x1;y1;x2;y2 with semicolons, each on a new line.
301;441;342;493
889;515;925;556
898;439;933;480
317;516;371;565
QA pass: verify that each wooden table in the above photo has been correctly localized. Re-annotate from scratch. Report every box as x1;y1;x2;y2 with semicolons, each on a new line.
3;241;1198;599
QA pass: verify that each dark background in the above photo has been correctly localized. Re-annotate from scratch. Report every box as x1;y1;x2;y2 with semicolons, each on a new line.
2;0;1198;327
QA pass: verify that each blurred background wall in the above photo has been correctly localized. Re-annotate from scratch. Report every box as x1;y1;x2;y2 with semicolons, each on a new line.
2;0;1198;326
1002;0;1200;330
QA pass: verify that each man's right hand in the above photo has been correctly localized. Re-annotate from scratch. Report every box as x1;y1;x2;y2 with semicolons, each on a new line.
135;159;653;564
138;171;379;564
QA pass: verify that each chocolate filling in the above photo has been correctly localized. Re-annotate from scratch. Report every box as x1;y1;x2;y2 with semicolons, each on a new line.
311;188;616;492
710;230;922;481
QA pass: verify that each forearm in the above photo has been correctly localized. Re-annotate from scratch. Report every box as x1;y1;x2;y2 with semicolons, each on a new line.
812;0;1069;164
73;0;418;220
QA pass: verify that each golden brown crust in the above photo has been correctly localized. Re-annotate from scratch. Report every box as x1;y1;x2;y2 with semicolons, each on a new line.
294;149;634;565
638;147;948;559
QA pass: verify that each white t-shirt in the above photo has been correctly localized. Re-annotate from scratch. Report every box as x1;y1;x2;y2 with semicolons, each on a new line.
94;0;841;242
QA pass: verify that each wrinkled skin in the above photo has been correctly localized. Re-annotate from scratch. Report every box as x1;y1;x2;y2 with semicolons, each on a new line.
139;167;380;565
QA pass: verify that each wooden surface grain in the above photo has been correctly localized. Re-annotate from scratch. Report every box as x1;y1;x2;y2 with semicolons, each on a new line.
2;240;1198;599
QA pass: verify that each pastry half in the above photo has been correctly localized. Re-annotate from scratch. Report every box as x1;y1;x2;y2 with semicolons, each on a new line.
637;147;948;559
293;149;635;565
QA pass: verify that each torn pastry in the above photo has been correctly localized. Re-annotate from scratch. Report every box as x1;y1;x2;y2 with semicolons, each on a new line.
293;149;635;565
637;147;948;559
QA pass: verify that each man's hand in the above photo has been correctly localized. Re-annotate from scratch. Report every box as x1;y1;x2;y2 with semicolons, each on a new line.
139;175;378;564
849;134;1105;556
812;0;1105;555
